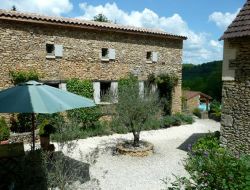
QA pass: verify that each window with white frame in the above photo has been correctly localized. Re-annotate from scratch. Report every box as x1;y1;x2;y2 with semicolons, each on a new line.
93;81;118;104
101;48;116;61
46;43;63;59
146;51;158;63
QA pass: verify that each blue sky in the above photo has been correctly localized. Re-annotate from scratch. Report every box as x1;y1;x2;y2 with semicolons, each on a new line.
0;0;246;64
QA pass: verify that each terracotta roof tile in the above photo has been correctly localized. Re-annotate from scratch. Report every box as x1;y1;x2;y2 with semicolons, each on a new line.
0;9;187;40
183;91;212;100
221;0;250;40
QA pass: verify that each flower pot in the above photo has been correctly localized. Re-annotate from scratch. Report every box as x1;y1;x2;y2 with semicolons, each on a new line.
40;136;50;150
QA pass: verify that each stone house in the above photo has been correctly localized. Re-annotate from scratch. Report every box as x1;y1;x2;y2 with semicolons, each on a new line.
220;0;250;153
0;10;186;113
182;90;212;112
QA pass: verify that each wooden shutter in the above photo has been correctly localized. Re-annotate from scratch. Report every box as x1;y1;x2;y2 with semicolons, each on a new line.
59;83;67;91
55;45;63;57
139;81;144;98
109;49;116;60
93;82;100;104
152;52;158;62
110;82;118;103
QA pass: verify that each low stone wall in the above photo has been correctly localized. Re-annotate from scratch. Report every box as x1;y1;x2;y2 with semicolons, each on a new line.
9;131;39;144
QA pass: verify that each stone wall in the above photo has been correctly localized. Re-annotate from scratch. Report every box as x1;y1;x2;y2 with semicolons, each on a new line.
0;20;183;113
221;38;250;154
186;96;200;112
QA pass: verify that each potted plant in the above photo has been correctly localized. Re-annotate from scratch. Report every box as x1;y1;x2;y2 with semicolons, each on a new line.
0;117;10;144
38;120;56;150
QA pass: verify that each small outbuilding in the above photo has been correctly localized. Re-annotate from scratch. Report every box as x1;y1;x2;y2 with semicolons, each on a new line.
182;90;212;112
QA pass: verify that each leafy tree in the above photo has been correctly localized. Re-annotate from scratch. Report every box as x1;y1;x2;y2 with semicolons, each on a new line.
182;61;222;101
11;5;16;11
93;14;110;22
115;75;160;147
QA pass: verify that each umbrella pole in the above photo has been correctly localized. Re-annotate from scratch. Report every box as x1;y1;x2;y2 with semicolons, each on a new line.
31;113;35;151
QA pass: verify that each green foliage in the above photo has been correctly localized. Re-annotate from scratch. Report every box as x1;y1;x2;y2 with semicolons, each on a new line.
10;70;39;85
163;113;193;128
38;120;56;137
10;113;32;133
0;117;10;141
93;13;110;22
66;79;101;128
209;100;221;121
193;108;201;118
182;61;222;101
165;132;250;190
148;73;178;115
115;75;160;146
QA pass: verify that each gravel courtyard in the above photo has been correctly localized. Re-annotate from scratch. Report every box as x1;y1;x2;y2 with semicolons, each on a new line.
61;119;220;190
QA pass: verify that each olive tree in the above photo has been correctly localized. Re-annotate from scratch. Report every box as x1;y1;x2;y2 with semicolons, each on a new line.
114;76;160;147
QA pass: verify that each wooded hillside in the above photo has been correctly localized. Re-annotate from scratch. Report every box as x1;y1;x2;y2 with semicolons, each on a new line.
182;61;222;101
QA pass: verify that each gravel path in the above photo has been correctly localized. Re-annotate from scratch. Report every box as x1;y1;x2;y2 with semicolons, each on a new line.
63;119;220;190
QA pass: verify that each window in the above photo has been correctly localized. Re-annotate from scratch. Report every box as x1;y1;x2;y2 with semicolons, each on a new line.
101;48;116;61
46;44;55;56
146;51;158;63
100;82;111;102
146;52;152;60
93;81;118;104
46;44;63;58
102;48;109;59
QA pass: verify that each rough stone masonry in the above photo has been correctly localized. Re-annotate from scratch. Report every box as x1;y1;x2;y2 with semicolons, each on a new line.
0;10;186;113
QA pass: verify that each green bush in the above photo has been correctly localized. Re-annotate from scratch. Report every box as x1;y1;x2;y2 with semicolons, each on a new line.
66;79;101;128
174;113;194;124
0;117;10;141
10;70;39;85
38;120;56;137
163;113;193;128
209;100;221;121
165;132;250;190
193;108;201;118
10;113;32;133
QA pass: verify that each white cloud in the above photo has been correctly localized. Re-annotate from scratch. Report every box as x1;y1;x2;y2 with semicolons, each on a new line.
209;9;240;30
78;2;222;64
0;0;73;16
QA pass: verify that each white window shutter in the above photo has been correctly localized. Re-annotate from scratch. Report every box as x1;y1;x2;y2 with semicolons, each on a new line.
93;82;100;104
139;81;144;98
59;83;67;91
55;45;63;57
152;52;158;62
110;82;118;103
151;84;157;93
109;49;116;60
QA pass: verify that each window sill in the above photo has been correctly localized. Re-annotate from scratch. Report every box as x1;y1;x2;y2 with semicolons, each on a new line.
46;55;56;59
101;58;110;62
97;102;114;105
146;60;153;64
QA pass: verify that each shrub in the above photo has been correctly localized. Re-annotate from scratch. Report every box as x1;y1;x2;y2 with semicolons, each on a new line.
163;113;193;128
38;120;56;137
10;113;32;133
10;70;39;85
66;79;101;128
174;113;194;124
193;108;201;118
209;100;221;121
0;117;10;141
165;132;250;190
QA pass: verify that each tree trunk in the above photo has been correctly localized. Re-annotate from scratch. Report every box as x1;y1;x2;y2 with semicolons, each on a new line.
133;133;140;147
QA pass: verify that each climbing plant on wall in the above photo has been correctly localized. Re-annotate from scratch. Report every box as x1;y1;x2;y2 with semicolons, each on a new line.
66;79;101;128
148;73;178;115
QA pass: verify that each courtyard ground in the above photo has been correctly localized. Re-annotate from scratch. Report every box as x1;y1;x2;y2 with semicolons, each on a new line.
60;119;220;190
